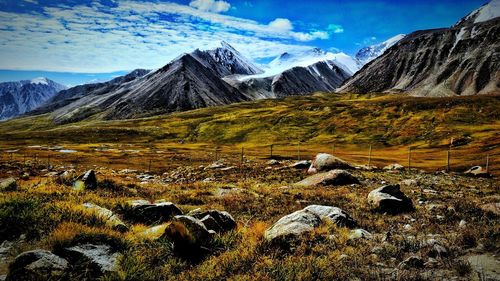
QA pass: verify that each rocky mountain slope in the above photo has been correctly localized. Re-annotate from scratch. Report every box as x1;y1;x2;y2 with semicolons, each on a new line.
339;0;500;96
30;69;150;116
230;60;351;99
32;42;353;123
0;78;66;120
47;48;252;123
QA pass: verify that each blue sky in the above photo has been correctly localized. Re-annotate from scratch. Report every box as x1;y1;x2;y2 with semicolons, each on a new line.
0;0;487;86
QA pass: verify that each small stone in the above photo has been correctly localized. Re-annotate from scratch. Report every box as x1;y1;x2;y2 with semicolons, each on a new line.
0;178;17;191
398;256;424;269
459;220;467;228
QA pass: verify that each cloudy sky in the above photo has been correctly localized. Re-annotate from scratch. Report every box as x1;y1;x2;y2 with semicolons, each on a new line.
0;0;486;85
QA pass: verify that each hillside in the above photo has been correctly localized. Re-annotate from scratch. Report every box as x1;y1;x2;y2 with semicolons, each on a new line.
339;2;500;96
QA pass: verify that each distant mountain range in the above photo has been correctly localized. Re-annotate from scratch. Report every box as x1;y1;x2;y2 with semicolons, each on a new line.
339;0;500;96
0;78;66;120
0;0;498;123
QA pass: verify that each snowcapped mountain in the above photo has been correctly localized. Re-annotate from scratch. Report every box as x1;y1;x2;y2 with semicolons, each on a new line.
264;48;359;76
339;2;500;96
32;42;353;123
228;59;351;99
192;41;263;77
0;78;66;120
455;0;500;26
355;34;406;67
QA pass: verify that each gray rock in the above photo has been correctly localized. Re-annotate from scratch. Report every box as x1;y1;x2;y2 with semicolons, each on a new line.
383;163;404;171
188;209;237;232
296;169;359;187
123;200;182;225
307;153;353;174
367;184;414;214
264;205;356;244
73;170;97;190
6;250;68;281
428;244;448;258
62;244;120;277
162;215;210;249
264;209;321;243
348;229;372;240
467;254;500;281
266;159;280;166
303;205;357;228
0;178;17;191
82;203;128;232
464;166;490;177
200;215;222;233
480;202;500;216
290;160;311;169
398;256;424;269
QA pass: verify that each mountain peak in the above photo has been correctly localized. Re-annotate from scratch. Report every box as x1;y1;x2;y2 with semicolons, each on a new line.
455;0;500;26
355;34;406;67
220;41;237;52
30;77;49;85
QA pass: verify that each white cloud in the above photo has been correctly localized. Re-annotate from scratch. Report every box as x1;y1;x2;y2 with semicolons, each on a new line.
327;24;344;34
268;18;293;32
189;0;231;13
0;0;338;73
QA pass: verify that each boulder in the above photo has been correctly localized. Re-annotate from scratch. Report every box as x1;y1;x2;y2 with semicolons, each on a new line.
467;254;500;281
137;224;169;240
188;209;237;232
398;256;424;269
480;202;500;216
264;209;321;243
290;160;311;169
82;203;128;232
307;153;353;174
383;163;404;171
464;166;490;177
303;205;357;228
204;161;225;170
162;215;210;249
199;215;223;233
348;229;372;240
73;170;97;190
61;244;120;278
367;184;414;214
264;205;356;244
296;169;359;187
6;250;68;281
0;178;17;191
266;159;280;166
124;200;182;225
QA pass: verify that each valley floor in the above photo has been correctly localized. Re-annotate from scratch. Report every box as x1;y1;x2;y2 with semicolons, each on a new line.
0;155;498;280
0;93;498;280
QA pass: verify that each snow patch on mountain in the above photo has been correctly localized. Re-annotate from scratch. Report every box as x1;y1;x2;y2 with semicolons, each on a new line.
355;34;406;67
30;77;49;85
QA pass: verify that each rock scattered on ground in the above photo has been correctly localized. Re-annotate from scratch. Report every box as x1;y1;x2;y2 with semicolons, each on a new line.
6;250;68;281
123;200;182;225
82;203;128;232
464;166;490;177
73;170;97;190
307;153;353;174
296;169;359;187
264;205;356;244
0;178;16;191
367;184;414;214
383;163;404;171
61;243;120;278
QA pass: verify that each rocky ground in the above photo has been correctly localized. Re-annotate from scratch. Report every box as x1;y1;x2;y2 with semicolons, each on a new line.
0;153;498;281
